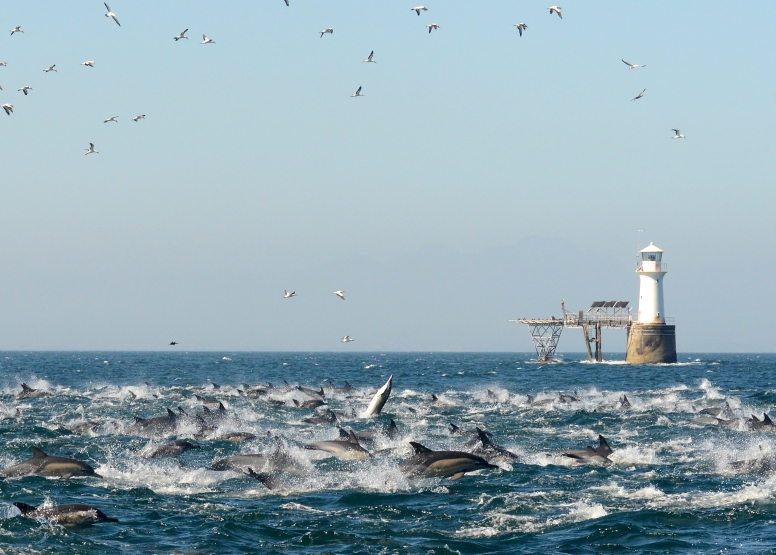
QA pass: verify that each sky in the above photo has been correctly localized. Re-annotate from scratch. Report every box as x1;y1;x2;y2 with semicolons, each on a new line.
0;1;774;352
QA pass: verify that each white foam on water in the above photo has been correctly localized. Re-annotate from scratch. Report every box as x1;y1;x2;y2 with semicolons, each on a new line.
279;502;325;513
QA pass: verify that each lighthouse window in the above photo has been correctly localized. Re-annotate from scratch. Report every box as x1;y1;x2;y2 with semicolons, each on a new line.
642;252;662;261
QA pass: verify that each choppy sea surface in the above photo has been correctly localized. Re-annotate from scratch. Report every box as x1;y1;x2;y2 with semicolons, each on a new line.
2;352;776;554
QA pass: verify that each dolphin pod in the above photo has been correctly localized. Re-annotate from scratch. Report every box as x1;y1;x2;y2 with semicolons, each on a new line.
13;502;117;526
0;447;102;479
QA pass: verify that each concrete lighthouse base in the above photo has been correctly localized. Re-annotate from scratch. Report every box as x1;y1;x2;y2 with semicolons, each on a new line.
626;323;677;364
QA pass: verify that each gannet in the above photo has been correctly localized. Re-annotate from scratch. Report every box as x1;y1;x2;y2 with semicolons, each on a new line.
320;28;333;38
341;336;354;343
427;23;440;33
104;116;118;123
10;27;23;36
2;104;12;116
412;6;428;16
284;290;297;298
514;23;527;36
622;59;645;70
350;86;363;97
104;3;120;26
363;50;376;63
548;6;562;19
169;341;179;345
333;290;346;300
82;61;95;67
0;62;6;67
284;0;289;5
85;143;99;155
201;34;215;44
174;29;188;41
43;65;57;72
671;129;686;139
132;115;145;122
18;86;32;95
631;88;646;101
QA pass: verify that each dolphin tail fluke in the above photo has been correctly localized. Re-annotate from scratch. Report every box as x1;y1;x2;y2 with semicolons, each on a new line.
409;441;432;454
30;446;48;458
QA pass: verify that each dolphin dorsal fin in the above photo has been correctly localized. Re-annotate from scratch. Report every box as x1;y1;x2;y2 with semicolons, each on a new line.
218;402;225;411
347;430;360;445
410;441;432;454
195;395;204;401
31;446;48;458
178;406;188;416
21;383;33;392
598;435;613;455
292;399;300;407
338;427;349;439
13;502;37;515
344;381;351;387
167;408;176;419
476;427;492;446
203;406;211;413
431;394;438;402
284;379;290;386
389;419;397;430
764;413;774;425
449;423;459;433
526;394;535;403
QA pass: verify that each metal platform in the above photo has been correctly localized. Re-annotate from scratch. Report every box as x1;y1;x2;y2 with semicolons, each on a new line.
512;300;633;362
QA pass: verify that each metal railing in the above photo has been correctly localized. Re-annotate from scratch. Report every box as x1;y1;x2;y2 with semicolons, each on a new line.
637;262;668;272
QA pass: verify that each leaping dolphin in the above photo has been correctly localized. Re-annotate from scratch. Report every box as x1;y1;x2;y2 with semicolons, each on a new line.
363;375;392;416
400;442;498;480
14;502;117;525
0;447;102;478
562;435;613;464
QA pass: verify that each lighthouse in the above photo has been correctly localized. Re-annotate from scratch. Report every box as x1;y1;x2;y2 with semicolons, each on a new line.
626;242;678;363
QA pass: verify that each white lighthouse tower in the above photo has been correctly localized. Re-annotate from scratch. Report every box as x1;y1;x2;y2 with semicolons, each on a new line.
626;241;677;364
636;243;666;324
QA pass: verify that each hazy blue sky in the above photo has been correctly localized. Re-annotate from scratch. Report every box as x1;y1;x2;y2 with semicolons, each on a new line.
1;1;774;352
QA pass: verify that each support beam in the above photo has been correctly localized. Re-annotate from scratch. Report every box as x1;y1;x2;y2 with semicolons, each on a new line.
581;323;593;362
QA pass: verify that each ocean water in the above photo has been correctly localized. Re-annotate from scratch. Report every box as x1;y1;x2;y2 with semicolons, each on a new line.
1;352;776;554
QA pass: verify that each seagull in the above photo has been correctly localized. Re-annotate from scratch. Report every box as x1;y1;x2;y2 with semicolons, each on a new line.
622;59;645;70
169;341;179;345
132;115;145;122
672;129;686;139
350;86;363;97
341;336;354;343
18;86;32;95
333;290;346;300
10;27;23;36
412;6;428;16
427;23;440;33
43;65;57;72
174;29;188;41
104;3;120;26
631;88;646;101
82;61;95;67
514;23;527;36
85;143;99;155
320;28;333;38
283;290;297;298
104;116;118;123
2;104;12;116
363;50;376;63
201;34;215;44
284;0;289;5
0;62;6;67
548;6;562;19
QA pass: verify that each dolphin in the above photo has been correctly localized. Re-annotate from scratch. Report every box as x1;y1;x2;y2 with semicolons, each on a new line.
128;408;178;437
199;403;229;427
305;429;371;460
699;401;734;419
363;375;392;416
690;416;719;426
470;428;521;463
297;385;325;398
1;447;102;478
400;442;498;480
356;419;400;442
15;383;52;400
246;468;292;490
14;502;117;525
195;394;221;408
620;395;631;409
216;432;257;442
525;394;555;407
128;390;137;400
558;392;579;403
327;381;359;394
562;435;613;464
240;385;268;398
748;413;776;430
449;423;490;438
142;439;199;458
209;438;307;475
303;410;337;424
